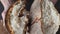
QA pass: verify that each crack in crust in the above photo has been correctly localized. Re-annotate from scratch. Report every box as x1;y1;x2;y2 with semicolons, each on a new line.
5;0;60;34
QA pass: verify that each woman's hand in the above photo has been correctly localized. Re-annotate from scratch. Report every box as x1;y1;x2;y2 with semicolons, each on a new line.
1;0;15;22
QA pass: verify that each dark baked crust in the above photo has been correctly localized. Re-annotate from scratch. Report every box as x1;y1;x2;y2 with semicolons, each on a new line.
5;1;20;34
5;0;60;34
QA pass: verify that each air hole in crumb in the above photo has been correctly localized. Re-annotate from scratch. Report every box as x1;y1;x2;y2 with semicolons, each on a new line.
18;13;24;17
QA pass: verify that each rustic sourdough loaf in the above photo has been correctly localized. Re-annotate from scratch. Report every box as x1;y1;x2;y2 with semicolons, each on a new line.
5;0;60;34
5;0;29;34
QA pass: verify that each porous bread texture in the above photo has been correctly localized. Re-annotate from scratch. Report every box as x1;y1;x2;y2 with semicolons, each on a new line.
30;0;43;34
41;0;60;34
10;1;28;34
5;0;29;34
30;0;60;34
5;0;60;34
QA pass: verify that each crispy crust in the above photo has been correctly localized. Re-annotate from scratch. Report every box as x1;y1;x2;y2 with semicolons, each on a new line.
5;0;60;34
5;1;20;34
5;0;29;34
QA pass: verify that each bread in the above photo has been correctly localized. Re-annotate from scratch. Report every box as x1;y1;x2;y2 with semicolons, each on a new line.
5;0;60;34
30;0;60;34
41;0;60;34
5;0;29;34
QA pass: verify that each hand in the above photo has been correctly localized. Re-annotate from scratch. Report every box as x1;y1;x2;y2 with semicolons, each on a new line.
1;0;15;22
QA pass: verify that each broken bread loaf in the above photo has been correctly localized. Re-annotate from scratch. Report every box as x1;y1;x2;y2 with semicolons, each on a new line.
5;0;60;34
5;0;29;34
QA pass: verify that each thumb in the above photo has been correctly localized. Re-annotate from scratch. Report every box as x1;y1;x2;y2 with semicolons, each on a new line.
2;11;6;22
2;10;7;26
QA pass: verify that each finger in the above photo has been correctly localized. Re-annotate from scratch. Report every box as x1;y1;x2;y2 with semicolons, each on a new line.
2;10;7;27
2;11;6;22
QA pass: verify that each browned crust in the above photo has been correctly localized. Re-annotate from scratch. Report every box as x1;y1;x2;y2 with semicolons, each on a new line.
5;4;14;34
5;1;20;34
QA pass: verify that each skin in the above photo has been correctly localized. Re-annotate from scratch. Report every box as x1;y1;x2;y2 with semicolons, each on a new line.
1;0;13;21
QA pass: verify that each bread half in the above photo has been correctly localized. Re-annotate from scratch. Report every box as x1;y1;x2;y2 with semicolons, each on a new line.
5;0;29;34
